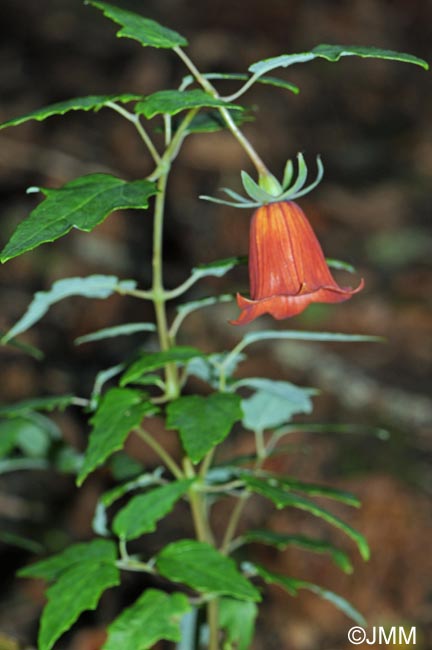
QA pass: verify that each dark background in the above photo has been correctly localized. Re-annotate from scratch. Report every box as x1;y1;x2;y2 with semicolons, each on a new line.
0;1;431;649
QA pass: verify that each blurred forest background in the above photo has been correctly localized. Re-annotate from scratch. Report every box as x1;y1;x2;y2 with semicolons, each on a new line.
0;0;431;648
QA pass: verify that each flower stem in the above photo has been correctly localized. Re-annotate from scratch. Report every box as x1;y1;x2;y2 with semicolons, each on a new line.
173;46;270;178
136;427;184;480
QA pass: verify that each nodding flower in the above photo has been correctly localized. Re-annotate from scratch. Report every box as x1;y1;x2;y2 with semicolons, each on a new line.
230;201;364;326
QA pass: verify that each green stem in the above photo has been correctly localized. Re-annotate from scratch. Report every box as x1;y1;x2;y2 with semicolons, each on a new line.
106;102;161;165
173;47;269;177
136;427;184;480
220;492;249;555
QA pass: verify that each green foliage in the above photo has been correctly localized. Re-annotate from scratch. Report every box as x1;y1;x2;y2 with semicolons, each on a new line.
249;44;429;76
77;388;157;486
0;395;75;416
242;530;353;573
19;538;116;581
0;174;158;262
219;598;258;650
103;589;191;650
0;95;141;130
39;557;119;650
135;89;243;119
156;540;261;601
181;71;299;94
166;392;243;463
250;563;366;625
87;1;188;48
2;275;136;343
75;322;156;345
191;256;246;280
236;378;316;431
243;475;369;560
113;479;194;540
120;346;204;385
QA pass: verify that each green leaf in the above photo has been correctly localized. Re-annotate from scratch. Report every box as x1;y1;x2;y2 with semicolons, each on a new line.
75;322;156;345
113;479;194;540
103;589;191;650
156;540;261;601
181;71;299;95
249;44;429;76
39;558;119;650
0;173;158;262
0;95;141;130
0;531;44;554
0;332;44;359
236;329;384;352
242;530;353;573
77;388;157;486
93;468;164;536
191;256;247;281
0;414;58;459
186;108;253;134
219;598;258;650
186;352;246;389
236;378;316;431
243;475;369;560
120;346;203;386
249;563;365;625
135;89;243;119
87;1;188;49
175;294;234;322
0;458;49;473
0;395;75;417
166;392;243;463
2;275;136;343
19;538;117;581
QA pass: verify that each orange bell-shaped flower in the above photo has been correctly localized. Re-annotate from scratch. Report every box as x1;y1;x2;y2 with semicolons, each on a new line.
231;201;364;326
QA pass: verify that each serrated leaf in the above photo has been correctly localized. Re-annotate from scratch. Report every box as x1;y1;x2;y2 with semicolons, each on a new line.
103;589;191;650
120;346;204;386
0;395;75;417
39;559;120;650
75;322;156;345
242;530;353;573
2;275;137;343
135;89;243;119
77;388;157;486
0;174;158;262
243;475;369;560
113;479;193;540
166;392;243;463
249;44;429;76
219;598;258;650
19;538;116;581
93;468;164;536
156;540;261;601
0;94;141;130
88;0;187;49
250;563;365;625
236;378;316;431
